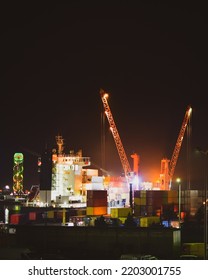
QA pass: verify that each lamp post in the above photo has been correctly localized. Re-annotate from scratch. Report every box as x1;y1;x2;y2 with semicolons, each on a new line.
196;148;208;260
176;178;181;228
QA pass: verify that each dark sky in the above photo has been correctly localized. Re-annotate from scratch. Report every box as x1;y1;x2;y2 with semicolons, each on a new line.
1;1;208;190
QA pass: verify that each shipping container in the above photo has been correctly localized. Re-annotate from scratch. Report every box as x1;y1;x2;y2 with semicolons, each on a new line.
110;207;132;218
182;243;204;258
134;190;146;198
140;216;160;227
134;197;146;206
87;190;107;199
47;210;54;219
86;206;107;216
87;198;107;207
29;212;36;221
91;176;104;183
134;205;147;216
10;213;24;224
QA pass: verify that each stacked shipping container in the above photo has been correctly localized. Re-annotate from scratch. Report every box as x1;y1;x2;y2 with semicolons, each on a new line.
86;190;108;216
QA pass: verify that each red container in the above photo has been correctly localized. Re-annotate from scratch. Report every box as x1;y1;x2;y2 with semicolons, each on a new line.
87;190;107;199
10;214;22;224
87;197;107;207
29;212;36;221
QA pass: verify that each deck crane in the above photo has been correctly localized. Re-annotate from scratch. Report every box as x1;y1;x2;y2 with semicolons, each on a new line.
160;105;192;190
100;89;139;186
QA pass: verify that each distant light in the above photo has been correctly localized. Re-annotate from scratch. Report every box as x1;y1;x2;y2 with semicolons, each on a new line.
37;158;42;166
66;222;74;227
5;185;10;190
176;178;181;184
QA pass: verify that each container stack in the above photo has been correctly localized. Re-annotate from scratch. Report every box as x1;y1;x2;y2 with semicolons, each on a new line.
86;190;108;216
134;190;179;216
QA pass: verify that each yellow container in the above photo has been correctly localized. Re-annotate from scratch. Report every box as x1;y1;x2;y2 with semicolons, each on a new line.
110;207;132;218
140;216;160;227
182;243;204;258
134;197;146;206
47;210;54;219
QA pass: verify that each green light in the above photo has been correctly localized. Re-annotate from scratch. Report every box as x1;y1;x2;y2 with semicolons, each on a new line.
13;153;24;194
14;153;24;164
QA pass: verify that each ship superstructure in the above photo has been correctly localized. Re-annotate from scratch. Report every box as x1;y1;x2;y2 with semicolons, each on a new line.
50;135;91;204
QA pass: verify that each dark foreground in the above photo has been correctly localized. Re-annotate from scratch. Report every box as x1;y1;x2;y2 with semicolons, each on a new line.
0;224;184;260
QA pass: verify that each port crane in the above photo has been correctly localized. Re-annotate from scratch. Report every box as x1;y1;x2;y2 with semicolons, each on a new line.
160;105;192;190
100;89;139;183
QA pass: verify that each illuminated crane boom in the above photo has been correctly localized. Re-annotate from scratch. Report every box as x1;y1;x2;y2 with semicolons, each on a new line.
160;105;192;190
169;105;192;181
100;89;132;178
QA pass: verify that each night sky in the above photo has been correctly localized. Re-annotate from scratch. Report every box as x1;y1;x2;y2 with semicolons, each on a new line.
1;1;208;190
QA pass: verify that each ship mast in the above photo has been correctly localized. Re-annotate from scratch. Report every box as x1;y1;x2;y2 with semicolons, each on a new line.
56;135;64;155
